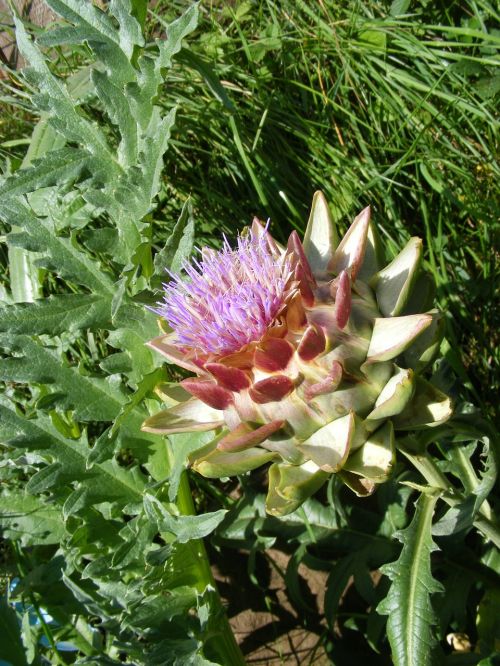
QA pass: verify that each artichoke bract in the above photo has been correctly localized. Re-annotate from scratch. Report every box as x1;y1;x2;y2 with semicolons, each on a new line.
143;193;451;516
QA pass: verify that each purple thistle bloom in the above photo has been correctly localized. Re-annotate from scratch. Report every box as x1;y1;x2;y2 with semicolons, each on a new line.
154;228;292;356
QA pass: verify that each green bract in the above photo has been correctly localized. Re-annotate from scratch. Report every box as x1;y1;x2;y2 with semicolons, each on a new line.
144;193;451;515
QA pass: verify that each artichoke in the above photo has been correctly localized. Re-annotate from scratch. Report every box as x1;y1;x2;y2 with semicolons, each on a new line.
143;193;451;516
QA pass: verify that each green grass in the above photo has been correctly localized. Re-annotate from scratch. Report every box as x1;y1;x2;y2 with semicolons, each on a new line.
148;0;499;423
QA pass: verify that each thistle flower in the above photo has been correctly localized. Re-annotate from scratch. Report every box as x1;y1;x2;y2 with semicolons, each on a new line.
143;193;451;516
152;229;293;356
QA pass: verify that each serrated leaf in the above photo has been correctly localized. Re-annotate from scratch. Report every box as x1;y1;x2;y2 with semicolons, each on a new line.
431;495;476;537
63;486;90;519
145;637;218;666
121;587;198;629
143;494;227;543
111;516;156;568
91;69;137;167
0;335;125;421
14;16;116;162
6;69;94;305
377;492;444;666
26;462;64;493
115;108;177;221
153;198;195;278
0;294;111;335
167;431;217;502
127;3;199;127
106;318;157;383
0;490;65;545
0;395;146;505
1;201;114;295
86;427;118;468
81;227;118;253
41;0;141;84
99;352;133;375
473;436;498;515
155;3;199;70
109;368;164;436
0;147;90;198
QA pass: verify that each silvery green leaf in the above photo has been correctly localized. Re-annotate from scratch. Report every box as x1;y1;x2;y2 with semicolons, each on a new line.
143;494;227;543
378;492;444;666
0;490;65;546
153;198;196;279
0;294;111;335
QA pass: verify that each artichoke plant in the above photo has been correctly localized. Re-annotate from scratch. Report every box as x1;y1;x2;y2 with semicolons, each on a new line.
143;193;451;516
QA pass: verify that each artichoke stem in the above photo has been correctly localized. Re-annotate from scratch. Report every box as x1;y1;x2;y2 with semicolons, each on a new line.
448;445;493;521
170;449;246;666
399;445;500;550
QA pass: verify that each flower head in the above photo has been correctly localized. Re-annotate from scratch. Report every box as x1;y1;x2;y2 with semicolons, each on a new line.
153;227;292;356
144;193;452;517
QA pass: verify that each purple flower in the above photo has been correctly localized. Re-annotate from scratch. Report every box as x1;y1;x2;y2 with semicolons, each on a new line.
145;194;453;518
154;226;292;356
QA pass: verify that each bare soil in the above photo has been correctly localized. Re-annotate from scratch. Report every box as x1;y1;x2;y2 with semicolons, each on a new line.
211;547;332;665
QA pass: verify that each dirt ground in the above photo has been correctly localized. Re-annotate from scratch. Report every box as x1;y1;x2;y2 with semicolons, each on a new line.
0;0;56;72
212;547;332;665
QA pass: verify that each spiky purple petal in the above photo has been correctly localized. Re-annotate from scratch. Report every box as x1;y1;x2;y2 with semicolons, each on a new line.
154;229;291;355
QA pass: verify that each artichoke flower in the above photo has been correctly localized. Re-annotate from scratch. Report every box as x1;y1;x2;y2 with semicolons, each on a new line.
143;193;452;516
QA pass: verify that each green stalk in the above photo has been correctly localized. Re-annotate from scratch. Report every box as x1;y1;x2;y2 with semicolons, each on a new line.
399;445;500;549
167;446;246;666
447;445;493;520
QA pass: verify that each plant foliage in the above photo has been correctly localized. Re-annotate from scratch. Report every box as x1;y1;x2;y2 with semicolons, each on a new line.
0;1;499;664
0;2;242;664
